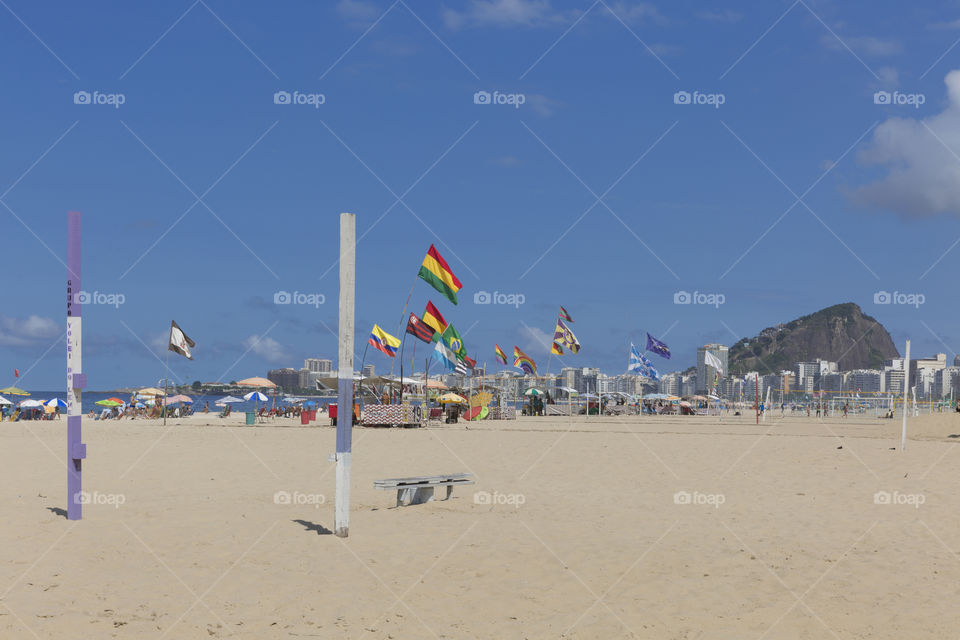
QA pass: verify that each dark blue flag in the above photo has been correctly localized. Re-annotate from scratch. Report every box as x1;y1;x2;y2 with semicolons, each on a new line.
646;332;671;359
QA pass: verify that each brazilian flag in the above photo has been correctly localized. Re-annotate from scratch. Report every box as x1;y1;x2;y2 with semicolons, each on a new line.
441;324;467;362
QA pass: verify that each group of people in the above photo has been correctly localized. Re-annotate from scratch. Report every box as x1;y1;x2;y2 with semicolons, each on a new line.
0;405;60;421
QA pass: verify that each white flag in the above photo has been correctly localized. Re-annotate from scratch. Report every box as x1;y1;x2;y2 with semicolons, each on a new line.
704;350;724;375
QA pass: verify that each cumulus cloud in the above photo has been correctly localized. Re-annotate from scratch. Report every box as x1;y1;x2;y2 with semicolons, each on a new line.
0;316;61;347
243;335;291;364
851;70;960;217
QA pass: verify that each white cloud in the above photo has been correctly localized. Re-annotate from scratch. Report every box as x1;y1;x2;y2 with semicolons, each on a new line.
928;18;960;30
851;70;960;217
821;34;902;56
604;1;665;26
0;316;60;347
243;335;291;364
443;0;571;29
519;326;553;356
337;0;380;22
526;93;561;117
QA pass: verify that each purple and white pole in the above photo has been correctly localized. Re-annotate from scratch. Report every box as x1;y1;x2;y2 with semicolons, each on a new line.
67;211;87;520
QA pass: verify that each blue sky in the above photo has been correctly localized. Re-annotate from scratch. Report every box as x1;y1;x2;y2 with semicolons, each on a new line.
3;0;960;389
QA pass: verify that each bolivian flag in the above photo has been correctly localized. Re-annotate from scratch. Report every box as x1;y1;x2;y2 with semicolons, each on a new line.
369;324;401;358
418;245;462;305
423;301;448;338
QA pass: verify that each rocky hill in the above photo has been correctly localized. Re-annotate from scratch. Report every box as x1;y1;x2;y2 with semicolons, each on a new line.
727;303;899;374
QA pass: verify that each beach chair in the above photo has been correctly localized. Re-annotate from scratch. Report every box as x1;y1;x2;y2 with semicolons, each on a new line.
218;405;231;418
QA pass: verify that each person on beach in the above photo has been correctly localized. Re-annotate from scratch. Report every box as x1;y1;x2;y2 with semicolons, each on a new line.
843;403;849;418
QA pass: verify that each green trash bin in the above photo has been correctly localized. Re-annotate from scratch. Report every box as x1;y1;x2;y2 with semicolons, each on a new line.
245;411;255;426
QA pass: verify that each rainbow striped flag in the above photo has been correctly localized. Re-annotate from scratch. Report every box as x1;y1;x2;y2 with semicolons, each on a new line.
494;344;508;365
369;324;400;358
418;245;462;305
423;301;447;338
513;346;537;375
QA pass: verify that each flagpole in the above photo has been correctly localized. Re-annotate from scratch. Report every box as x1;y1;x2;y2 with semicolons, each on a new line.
358;341;369;410
424;356;430;424
163;346;169;426
392;276;419;377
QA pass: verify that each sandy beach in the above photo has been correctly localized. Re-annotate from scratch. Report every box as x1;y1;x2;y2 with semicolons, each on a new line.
4;412;960;639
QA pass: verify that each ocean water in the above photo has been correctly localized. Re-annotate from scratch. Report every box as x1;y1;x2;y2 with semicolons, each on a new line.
16;391;333;415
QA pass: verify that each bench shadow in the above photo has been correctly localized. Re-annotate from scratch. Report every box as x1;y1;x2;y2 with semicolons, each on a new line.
948;434;960;439
293;519;333;535
47;507;68;518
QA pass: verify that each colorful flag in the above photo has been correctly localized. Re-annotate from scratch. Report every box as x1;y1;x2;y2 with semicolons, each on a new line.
422;301;447;337
559;306;573;322
513;346;537;375
169;320;196;360
704;350;725;375
369;324;401;358
494;344;508;365
553;318;580;353
463;355;477;369
432;338;459;372
440;324;467;361
551;342;564;355
13;369;19;378
418;244;463;305
646;332;671;359
406;313;436;344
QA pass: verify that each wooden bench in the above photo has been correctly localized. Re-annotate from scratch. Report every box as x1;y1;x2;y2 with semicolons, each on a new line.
374;473;475;507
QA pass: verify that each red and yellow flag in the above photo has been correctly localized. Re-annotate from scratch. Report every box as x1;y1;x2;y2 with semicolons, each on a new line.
418;245;462;305
423;301;447;337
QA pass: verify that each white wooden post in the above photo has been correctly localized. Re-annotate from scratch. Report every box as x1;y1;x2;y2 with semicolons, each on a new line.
900;339;910;451
335;213;355;537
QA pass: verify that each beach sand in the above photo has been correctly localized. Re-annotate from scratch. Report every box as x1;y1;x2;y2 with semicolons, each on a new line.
3;411;960;638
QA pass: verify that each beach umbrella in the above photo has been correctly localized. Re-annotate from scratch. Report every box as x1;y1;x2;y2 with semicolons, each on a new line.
20;399;44;408
523;388;544;396
243;391;269;402
438;392;467;404
96;399;123;407
138;387;166;397
44;398;67;408
0;386;29;396
237;377;276;388
163;394;193;406
215;395;244;406
0;396;11;406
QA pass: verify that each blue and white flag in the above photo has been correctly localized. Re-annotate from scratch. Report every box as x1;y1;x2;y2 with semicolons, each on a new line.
433;339;459;372
646;332;671;359
628;343;660;380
